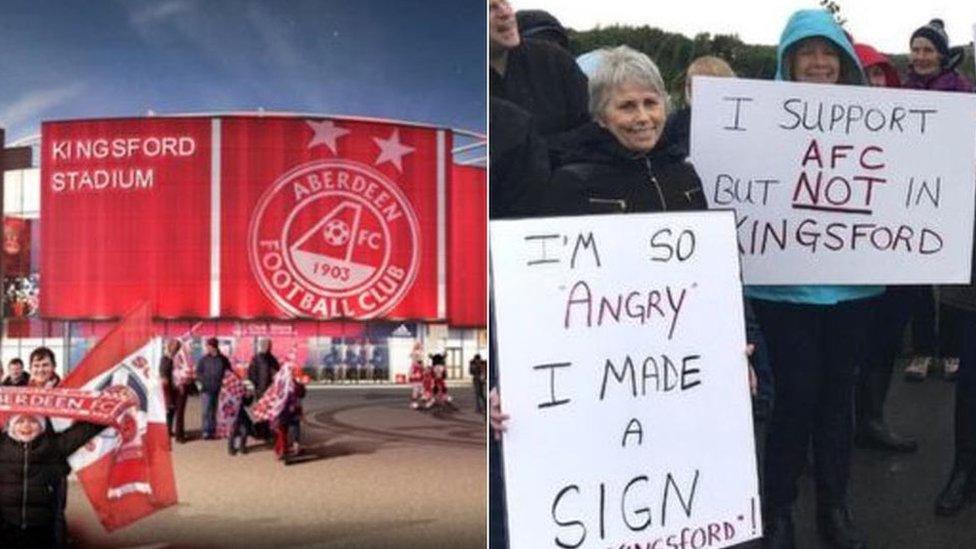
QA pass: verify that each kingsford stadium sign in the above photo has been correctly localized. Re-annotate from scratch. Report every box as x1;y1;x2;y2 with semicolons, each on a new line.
40;115;449;321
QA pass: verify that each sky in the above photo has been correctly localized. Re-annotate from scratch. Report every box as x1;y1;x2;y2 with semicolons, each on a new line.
0;0;486;143
516;0;976;55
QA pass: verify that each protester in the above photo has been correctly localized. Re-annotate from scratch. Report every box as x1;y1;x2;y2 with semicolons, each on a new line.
27;347;60;388
853;43;900;87
661;55;736;155
935;228;976;515
659;55;773;426
158;339;180;438
932;27;976;509
749;10;877;549
469;354;487;413
575;49;606;79
1;358;28;386
903;18;973;93
0;414;106;548
846;43;919;455
541;45;706;215
489;97;550;219
515;9;569;51
902;19;972;383
898;290;959;382
490;44;757;549
195;337;230;440
489;0;589;162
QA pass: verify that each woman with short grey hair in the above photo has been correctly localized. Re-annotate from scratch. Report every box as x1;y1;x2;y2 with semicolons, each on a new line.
587;45;670;120
541;45;703;215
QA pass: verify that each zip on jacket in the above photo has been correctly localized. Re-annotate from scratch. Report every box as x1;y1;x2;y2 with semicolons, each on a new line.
587;197;626;211
643;157;668;210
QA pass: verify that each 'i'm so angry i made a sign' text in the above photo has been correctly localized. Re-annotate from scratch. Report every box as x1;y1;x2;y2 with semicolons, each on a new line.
491;211;760;549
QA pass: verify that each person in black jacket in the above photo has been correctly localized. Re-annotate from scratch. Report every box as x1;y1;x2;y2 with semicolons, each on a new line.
934;207;976;515
248;339;281;400
489;0;589;163
0;414;106;548
248;338;280;441
542;45;706;215
195;337;230;440
489;97;550;219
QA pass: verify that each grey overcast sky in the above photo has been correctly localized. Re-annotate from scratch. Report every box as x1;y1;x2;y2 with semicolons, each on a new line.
516;0;976;55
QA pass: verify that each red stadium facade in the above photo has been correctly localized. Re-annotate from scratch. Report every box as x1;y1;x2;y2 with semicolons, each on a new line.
2;114;486;382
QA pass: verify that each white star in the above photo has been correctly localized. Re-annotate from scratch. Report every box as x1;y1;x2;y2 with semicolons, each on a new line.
372;129;414;172
306;119;350;154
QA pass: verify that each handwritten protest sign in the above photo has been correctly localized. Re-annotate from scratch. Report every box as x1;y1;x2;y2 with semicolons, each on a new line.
690;77;976;284
491;211;759;549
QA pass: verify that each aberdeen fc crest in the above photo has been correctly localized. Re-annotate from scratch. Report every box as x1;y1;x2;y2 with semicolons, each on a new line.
249;155;421;319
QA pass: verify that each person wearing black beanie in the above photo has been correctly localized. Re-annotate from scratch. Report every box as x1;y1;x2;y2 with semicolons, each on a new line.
904;18;973;92
911;18;950;59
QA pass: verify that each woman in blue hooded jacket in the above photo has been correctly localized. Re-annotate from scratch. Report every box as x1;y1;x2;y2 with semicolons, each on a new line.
750;10;879;549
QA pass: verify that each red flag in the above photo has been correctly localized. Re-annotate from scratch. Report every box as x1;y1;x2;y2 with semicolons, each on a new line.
61;302;178;531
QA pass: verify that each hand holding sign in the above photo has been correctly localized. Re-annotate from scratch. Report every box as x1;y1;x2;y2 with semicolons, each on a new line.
489;387;508;441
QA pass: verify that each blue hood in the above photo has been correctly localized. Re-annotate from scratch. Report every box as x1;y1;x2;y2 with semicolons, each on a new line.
776;9;864;84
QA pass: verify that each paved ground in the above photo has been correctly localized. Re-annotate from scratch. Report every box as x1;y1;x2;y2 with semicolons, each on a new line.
63;369;976;548
738;364;976;549
67;384;486;549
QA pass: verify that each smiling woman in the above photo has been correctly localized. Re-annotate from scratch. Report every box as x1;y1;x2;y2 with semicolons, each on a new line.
541;45;706;216
745;10;881;549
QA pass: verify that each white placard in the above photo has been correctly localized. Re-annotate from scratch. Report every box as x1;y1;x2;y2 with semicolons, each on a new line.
690;77;976;284
491;211;760;549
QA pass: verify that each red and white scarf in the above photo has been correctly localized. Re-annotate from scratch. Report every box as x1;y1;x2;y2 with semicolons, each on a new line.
0;386;137;430
216;371;246;438
172;338;195;387
249;365;295;423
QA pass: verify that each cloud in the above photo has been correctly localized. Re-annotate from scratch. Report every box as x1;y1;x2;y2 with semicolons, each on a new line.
244;3;305;70
0;82;88;131
129;0;195;26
